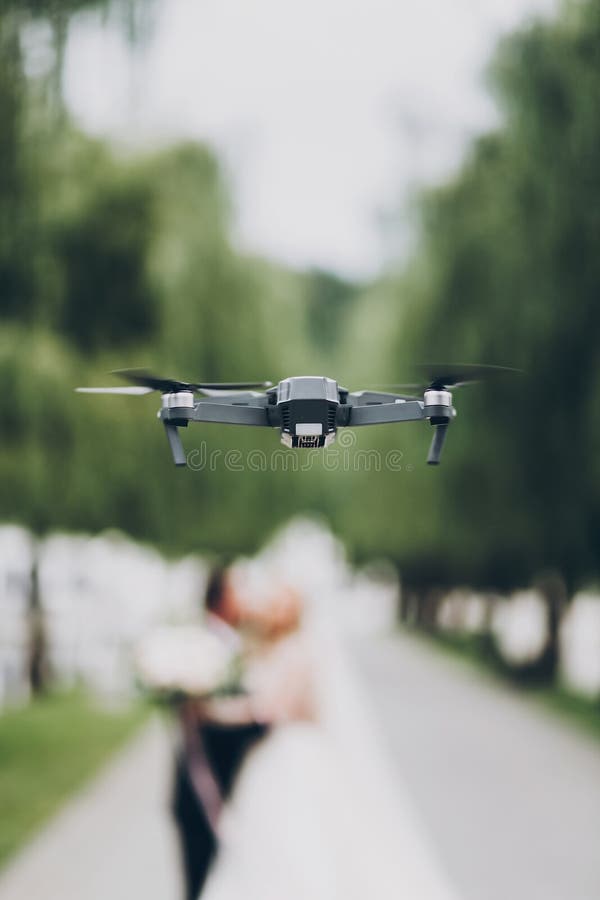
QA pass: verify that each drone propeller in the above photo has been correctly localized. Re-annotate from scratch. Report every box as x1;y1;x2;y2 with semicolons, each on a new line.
75;386;154;395
366;366;520;467
373;364;523;392
76;369;272;396
418;363;523;390
112;369;273;393
76;370;272;400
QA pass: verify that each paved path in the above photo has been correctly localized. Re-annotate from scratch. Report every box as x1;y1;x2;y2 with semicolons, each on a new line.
4;631;598;900
0;635;458;900
0;718;182;900
354;632;600;900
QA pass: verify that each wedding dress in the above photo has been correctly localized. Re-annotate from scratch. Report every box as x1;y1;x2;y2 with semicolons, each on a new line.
202;627;458;900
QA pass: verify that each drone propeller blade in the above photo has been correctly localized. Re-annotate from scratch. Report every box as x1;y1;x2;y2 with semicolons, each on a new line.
416;363;523;390
112;369;272;393
111;369;190;392
427;423;449;465
75;386;154;395
374;364;523;393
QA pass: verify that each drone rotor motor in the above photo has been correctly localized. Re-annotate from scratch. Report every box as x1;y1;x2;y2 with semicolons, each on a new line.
162;391;195;410
423;388;453;425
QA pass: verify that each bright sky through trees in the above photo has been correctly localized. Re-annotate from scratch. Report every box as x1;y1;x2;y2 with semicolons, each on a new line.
64;0;558;277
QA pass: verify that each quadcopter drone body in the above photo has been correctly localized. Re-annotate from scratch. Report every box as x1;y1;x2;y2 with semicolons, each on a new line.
77;365;517;467
157;376;452;465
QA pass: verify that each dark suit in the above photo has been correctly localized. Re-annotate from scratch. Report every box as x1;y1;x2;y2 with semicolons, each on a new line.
172;720;268;900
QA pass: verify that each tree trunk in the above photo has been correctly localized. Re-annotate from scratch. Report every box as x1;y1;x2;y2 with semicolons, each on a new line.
27;546;49;696
535;570;568;683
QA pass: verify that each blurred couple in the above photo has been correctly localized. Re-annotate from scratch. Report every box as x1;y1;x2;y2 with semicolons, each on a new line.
171;565;316;899
161;562;453;900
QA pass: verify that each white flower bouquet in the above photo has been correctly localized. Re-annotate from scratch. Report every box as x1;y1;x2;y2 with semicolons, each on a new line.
135;624;243;701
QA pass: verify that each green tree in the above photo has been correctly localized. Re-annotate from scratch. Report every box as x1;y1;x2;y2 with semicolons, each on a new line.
338;0;600;679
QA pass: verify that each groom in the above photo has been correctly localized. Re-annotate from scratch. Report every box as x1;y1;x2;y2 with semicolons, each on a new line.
171;567;268;900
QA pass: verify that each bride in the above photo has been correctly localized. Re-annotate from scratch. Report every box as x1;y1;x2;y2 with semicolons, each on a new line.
139;563;455;899
201;581;456;900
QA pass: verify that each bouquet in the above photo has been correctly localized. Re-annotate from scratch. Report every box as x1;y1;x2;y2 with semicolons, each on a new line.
135;624;243;702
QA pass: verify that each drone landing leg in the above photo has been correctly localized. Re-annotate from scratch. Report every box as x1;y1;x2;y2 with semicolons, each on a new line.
164;422;187;467
427;423;449;466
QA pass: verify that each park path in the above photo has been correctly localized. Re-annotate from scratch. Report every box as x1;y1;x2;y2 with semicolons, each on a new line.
3;630;599;900
354;632;600;900
0;718;182;900
0;628;458;900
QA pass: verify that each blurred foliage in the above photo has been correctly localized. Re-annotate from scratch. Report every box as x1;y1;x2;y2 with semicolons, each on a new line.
0;0;353;556
304;269;359;353
1;0;600;631
333;0;600;610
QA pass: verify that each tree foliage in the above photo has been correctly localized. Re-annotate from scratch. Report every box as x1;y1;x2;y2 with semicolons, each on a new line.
0;0;348;555
2;0;599;610
338;0;600;599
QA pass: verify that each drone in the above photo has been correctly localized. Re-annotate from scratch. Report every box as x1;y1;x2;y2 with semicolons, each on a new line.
77;364;518;467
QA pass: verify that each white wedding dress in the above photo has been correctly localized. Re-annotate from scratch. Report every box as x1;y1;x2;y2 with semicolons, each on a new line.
202;628;458;900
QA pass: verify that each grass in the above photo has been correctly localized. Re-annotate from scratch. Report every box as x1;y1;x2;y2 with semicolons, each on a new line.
407;628;600;743
534;685;600;742
0;690;147;869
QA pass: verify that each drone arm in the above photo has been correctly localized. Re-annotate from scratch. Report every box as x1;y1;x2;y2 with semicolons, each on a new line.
346;390;420;406
344;400;425;426
189;401;270;427
160;400;269;467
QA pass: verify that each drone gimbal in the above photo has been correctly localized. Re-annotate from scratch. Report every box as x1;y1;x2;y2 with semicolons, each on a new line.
77;365;519;468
